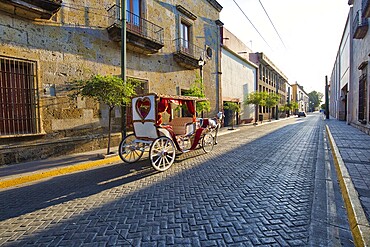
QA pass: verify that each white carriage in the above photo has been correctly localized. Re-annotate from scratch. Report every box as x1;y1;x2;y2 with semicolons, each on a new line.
118;93;222;171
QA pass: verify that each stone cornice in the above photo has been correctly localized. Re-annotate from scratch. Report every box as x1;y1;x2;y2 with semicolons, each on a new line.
206;0;223;12
176;5;197;20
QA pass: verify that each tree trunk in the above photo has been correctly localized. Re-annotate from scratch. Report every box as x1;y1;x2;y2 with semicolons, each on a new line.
268;108;271;121
231;112;235;129
107;107;113;155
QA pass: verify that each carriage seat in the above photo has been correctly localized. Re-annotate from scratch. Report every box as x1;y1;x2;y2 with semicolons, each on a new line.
168;117;195;136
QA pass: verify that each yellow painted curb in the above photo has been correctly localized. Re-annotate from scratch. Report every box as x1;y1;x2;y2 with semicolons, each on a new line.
0;156;121;189
326;125;370;247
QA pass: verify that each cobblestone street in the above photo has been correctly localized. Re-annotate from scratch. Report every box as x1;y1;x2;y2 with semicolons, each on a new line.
0;114;353;246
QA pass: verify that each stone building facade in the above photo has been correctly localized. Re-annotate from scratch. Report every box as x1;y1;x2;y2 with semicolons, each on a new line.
330;0;370;134
0;0;222;165
347;0;370;133
249;52;288;120
220;27;257;125
329;13;350;121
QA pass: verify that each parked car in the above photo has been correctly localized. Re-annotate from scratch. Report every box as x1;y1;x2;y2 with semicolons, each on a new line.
297;111;307;117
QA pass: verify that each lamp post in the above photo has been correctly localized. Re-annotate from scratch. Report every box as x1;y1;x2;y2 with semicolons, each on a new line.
325;75;329;119
121;0;127;137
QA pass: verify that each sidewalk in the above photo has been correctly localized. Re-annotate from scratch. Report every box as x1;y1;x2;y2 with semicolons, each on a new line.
325;118;370;246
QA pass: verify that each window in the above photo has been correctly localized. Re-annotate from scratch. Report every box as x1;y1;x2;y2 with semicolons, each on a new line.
180;21;190;52
127;0;141;17
259;66;262;80
0;56;40;135
358;62;368;123
358;76;367;123
127;0;142;31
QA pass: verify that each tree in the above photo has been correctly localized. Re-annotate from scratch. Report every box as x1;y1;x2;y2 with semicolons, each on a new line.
280;105;288;117
244;91;267;124
70;75;140;155
291;101;299;114
223;101;240;130
308;91;324;111
182;76;210;115
265;93;280;121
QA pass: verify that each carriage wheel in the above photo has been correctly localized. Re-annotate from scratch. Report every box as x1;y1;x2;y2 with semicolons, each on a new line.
149;136;176;172
202;133;214;153
118;134;144;163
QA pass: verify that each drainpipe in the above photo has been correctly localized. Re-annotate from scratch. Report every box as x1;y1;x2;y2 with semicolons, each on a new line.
215;20;224;113
121;0;127;137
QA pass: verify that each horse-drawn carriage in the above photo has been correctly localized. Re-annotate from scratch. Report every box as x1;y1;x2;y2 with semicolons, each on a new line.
118;93;222;171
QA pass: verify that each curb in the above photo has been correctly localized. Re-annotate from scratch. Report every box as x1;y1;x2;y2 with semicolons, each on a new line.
326;125;370;247
0;156;121;189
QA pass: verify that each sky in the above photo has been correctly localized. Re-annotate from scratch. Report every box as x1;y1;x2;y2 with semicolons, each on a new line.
217;0;350;94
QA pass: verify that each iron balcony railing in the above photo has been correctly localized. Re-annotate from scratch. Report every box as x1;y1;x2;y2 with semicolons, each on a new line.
174;38;204;60
353;9;369;38
107;4;164;45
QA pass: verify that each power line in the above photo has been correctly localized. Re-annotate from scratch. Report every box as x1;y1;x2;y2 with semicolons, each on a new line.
258;0;286;48
232;0;272;49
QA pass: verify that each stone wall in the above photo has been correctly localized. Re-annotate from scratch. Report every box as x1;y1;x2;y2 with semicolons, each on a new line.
0;0;222;165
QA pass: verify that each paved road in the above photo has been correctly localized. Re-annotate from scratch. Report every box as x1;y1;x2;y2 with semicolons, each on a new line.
0;113;353;246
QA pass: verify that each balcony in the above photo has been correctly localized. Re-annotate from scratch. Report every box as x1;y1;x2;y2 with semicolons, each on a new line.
363;0;370;18
107;5;164;54
0;0;62;20
353;10;368;39
173;38;203;70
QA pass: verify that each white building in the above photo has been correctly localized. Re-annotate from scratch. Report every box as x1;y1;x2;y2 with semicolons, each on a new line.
221;28;258;125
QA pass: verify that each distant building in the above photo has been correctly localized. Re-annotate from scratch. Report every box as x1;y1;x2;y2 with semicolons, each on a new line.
292;83;309;113
0;0;223;164
220;28;258;125
249;52;288;120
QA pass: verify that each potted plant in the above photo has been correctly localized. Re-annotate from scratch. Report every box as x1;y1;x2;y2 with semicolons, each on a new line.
223;101;240;130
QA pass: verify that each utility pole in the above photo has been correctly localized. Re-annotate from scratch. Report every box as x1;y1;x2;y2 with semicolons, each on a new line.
325;75;329;119
121;0;127;137
275;78;279;120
